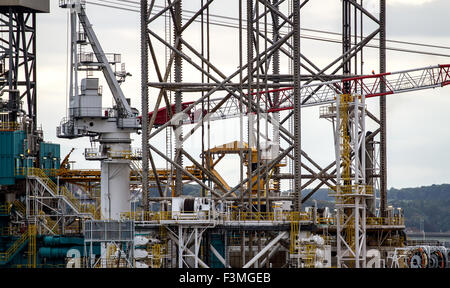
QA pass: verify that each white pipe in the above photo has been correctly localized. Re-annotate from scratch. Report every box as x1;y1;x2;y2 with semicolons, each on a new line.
243;232;287;268
210;244;231;268
260;243;281;267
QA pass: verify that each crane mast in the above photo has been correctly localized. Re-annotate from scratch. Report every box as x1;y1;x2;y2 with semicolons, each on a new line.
57;0;140;221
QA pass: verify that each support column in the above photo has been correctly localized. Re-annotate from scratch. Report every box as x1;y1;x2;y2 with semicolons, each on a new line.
174;0;184;196
379;0;387;217
246;0;253;212
141;0;149;211
178;225;183;267
272;0;281;198
194;228;198;268
99;133;132;220
292;0;302;211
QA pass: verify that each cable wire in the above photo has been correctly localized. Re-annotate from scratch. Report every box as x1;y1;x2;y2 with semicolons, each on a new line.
111;0;450;52
83;0;450;58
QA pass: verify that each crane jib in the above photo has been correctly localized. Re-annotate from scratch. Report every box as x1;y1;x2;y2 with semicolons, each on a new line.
145;64;450;126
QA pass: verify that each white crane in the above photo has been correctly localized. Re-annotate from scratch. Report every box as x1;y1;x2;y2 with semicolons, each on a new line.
57;0;140;221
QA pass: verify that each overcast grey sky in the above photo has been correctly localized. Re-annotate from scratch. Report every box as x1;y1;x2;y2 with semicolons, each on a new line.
35;0;450;190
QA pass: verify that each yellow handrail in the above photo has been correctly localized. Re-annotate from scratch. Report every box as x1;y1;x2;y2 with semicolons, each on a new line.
28;225;36;268
290;220;299;254
120;211;311;223
25;168;97;217
0;204;11;215
0;229;29;264
13;200;26;216
0;122;19;131
151;244;162;268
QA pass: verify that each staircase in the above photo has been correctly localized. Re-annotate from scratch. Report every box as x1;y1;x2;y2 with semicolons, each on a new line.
0;204;11;216
26;168;95;218
0;229;29;265
13;200;26;218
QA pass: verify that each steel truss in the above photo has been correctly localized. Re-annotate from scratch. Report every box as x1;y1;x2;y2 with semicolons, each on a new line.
165;225;211;268
143;0;320;207
150;64;450;125
141;0;389;268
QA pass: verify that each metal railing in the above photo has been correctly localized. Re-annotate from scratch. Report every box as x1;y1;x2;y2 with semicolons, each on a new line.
38;211;60;234
366;217;405;226
0;203;11;215
120;211;209;222
0;229;29;264
316;217;336;225
121;211;310;223
92;259;133;268
70;107;109;118
25;167;96;217
107;151;134;159
84;148;104;160
0;122;19;131
226;211;310;222
77;52;121;64
151;244;163;268
319;105;336;118
85;148;142;160
15;168;58;178
301;244;318;268
322;215;405;227
59;0;86;8
13;200;26;217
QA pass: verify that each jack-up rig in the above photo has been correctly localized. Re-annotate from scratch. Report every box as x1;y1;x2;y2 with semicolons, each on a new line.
0;0;449;268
